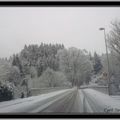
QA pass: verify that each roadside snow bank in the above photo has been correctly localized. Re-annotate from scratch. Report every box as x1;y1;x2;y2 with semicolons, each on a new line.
82;88;120;113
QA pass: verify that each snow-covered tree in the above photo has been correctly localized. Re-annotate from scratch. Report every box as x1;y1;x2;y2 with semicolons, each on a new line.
57;47;93;87
29;66;37;78
12;54;23;75
107;20;120;58
0;59;21;86
38;68;55;87
53;71;71;87
105;20;120;93
0;83;14;102
89;52;93;61
8;66;21;86
93;52;103;74
18;43;64;77
0;60;19;101
38;67;69;88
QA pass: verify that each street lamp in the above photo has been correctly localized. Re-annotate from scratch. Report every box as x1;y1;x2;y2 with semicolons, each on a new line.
99;27;111;95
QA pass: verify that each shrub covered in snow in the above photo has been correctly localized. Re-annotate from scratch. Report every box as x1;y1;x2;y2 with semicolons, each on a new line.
0;82;14;102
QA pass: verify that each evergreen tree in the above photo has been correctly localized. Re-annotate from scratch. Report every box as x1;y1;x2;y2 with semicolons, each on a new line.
12;54;23;76
11;43;64;78
93;52;103;74
89;52;93;61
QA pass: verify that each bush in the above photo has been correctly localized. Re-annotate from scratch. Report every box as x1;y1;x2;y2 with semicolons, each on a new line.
0;84;14;102
38;67;70;88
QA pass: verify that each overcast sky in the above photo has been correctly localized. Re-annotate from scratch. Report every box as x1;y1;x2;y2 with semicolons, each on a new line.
0;7;120;58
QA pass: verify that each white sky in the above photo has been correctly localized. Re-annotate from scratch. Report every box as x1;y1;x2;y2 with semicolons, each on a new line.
0;7;120;58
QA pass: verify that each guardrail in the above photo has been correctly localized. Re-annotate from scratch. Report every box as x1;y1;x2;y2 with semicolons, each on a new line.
30;86;71;96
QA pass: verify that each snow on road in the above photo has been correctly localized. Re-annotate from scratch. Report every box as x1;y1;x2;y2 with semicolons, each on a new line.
80;90;94;113
1;87;120;113
82;88;120;113
0;88;73;113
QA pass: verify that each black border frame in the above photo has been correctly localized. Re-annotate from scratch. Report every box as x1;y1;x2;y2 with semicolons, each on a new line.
0;1;120;6
1;113;120;118
0;0;120;118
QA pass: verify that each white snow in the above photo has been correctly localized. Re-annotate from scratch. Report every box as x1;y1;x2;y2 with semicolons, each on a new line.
78;90;94;113
80;83;107;89
82;88;120;113
0;88;73;113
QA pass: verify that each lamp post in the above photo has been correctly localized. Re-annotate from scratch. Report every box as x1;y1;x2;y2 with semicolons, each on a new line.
99;27;111;95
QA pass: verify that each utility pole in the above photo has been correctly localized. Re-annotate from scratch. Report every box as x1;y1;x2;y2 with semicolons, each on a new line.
99;28;111;95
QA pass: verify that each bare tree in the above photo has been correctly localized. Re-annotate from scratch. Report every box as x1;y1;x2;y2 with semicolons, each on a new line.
107;20;120;93
107;20;120;57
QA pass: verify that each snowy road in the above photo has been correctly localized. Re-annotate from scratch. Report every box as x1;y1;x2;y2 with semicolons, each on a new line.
1;87;120;113
0;87;78;113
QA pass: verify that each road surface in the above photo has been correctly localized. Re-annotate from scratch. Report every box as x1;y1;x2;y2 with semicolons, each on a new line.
0;87;79;113
0;87;120;113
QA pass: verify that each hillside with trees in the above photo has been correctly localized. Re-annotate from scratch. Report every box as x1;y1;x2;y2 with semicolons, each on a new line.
3;19;120;101
0;43;94;101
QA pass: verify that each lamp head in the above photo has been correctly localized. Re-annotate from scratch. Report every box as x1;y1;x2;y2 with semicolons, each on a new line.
99;28;105;31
